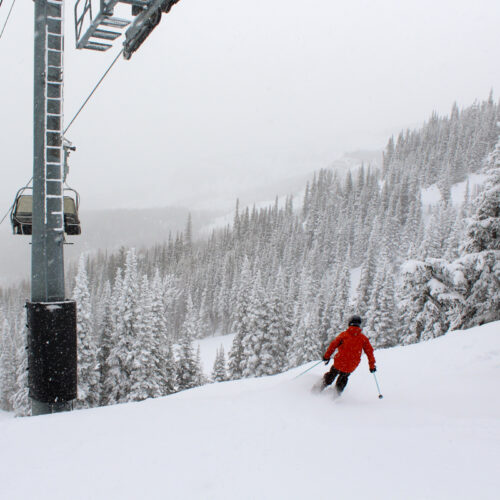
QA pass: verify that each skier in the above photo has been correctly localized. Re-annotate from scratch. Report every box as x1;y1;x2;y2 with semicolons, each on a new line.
320;315;376;395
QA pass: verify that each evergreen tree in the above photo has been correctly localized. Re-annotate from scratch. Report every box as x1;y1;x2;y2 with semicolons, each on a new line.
176;295;202;391
453;135;500;328
97;281;114;406
0;319;16;411
228;258;252;379
129;275;163;401
11;334;29;417
151;270;177;395
289;303;321;368
73;256;100;408
241;272;269;378
106;249;141;404
356;222;379;317
212;345;227;382
366;261;398;347
195;346;206;386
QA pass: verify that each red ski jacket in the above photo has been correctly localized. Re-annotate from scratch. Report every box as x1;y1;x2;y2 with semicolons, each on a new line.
324;326;376;374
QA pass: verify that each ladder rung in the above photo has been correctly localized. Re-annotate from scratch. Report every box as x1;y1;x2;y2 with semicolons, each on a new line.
93;29;121;41
84;41;113;51
100;17;131;28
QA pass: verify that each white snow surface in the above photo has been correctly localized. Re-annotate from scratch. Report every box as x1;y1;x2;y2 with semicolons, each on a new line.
1;322;500;500
420;173;487;207
196;333;236;376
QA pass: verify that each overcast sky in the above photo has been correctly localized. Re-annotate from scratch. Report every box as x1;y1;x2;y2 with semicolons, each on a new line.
0;0;499;211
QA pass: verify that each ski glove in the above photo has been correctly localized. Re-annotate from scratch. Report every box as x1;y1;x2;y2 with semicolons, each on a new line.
370;367;377;373
323;357;330;365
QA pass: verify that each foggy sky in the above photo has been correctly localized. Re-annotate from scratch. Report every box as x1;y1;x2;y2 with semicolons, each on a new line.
0;0;499;211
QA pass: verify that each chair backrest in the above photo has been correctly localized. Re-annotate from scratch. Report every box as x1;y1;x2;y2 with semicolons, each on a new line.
63;196;77;215
16;195;33;215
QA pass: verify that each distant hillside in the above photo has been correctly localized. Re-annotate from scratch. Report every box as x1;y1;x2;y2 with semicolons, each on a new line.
0;207;220;285
0;154;376;285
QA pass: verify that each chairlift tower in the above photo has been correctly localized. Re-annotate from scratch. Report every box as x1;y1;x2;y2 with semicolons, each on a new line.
25;0;180;416
30;0;77;416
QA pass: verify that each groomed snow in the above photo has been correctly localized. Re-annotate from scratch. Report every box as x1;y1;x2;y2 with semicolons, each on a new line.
1;322;499;500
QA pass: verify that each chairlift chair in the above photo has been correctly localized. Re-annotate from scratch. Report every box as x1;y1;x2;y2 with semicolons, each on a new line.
10;187;81;236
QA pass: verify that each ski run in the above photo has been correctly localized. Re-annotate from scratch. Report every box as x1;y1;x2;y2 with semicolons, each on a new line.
0;320;499;500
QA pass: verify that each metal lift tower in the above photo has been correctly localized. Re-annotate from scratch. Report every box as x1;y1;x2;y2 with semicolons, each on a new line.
25;0;180;416
29;0;77;416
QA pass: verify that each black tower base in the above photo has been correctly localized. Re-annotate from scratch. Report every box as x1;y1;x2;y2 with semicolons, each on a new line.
27;300;77;408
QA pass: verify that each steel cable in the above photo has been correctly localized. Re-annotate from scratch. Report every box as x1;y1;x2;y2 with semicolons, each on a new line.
0;0;16;41
64;49;124;135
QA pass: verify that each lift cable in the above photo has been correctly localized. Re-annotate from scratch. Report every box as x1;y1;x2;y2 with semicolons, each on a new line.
0;0;16;41
64;48;123;135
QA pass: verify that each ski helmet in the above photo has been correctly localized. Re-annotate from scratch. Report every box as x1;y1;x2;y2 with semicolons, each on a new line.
348;315;362;327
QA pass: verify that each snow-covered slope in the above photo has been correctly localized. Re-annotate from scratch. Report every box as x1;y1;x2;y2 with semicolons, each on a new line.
1;322;499;500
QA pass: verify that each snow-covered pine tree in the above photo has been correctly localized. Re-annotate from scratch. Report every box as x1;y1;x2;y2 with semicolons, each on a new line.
397;258;461;344
106;249;141;404
268;268;293;374
228;257;253;380
100;268;123;405
364;261;384;344
73;256;100;408
0;319;16;411
289;302;321;368
161;337;178;395
365;260;399;348
241;271;269;378
150;269;177;395
162;273;180;341
97;281;114;406
176;295;202;391
322;254;352;346
452;132;500;328
356;219;380;317
195;345;206;386
129;275;163;402
211;345;227;382
289;262;324;368
11;326;29;417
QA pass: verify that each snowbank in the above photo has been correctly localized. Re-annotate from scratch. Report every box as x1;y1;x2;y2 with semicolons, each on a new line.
0;322;499;500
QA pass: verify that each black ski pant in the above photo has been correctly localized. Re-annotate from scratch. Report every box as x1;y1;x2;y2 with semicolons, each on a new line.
323;366;350;393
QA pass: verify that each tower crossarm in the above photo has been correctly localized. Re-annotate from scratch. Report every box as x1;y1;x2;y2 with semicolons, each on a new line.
74;0;180;57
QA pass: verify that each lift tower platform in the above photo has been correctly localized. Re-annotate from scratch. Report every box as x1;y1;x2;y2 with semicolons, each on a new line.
75;0;180;59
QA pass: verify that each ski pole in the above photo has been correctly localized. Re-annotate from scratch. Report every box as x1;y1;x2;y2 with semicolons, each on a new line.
373;373;383;399
293;360;323;379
